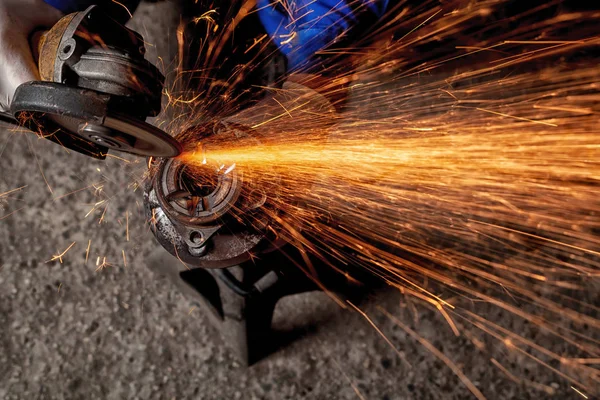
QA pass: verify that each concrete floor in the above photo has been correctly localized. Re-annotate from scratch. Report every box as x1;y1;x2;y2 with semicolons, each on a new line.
0;2;596;399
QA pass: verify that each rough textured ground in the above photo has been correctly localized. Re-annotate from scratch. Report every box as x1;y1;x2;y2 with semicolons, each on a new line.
0;2;595;399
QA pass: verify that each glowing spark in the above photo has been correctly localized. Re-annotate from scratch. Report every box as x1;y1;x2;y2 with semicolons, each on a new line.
490;358;555;395
396;8;442;43
279;32;297;45
110;0;132;18
85;240;91;263
156;1;599;392
98;204;108;224
469;220;600;257
47;242;76;264
122;250;127;267
0;207;25;221
471;107;558;127
172;244;191;271
188;306;196;315
85;199;106;218
571;387;588;399
52;182;103;201
192;9;218;24
347;301;411;368
331;358;367;400
0;185;27;198
95;257;112;272
104;153;131;163
224;163;236;175
148;208;158;228
273;98;293;118
126;211;130;241
26;136;52;194
379;307;486;400
250;101;310;128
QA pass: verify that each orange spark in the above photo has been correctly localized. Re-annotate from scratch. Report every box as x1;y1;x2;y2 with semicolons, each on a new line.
47;242;77;264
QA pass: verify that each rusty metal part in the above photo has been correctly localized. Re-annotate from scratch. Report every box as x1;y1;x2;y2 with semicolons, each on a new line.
11;5;180;159
144;122;285;269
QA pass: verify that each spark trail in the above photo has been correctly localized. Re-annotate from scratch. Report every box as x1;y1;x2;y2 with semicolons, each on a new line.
160;0;600;397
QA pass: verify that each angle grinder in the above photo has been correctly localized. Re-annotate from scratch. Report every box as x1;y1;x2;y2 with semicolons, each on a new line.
3;5;181;159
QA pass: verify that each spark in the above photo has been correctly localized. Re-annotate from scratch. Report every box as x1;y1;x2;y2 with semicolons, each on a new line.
110;0;133;18
26;135;52;194
85;199;106;218
331;357;367;400
103;153;131;163
192;9;218;24
95;257;112;272
470;107;558;127
172;243;191;271
0;207;25;221
379;307;486;400
85;240;91;263
148;208;158;228
151;0;600;394
98;204;108;224
490;358;555;395
347;301;411;368
188;306;196;315
279;32;297;45
571;387;588;399
224;163;236;175
250;101;311;128
93;184;104;197
122;250;127;267
52;182;104;201
469;220;600;257
0;185;27;198
47;242;77;264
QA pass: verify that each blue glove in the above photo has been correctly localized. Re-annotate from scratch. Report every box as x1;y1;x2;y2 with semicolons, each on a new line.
257;0;389;71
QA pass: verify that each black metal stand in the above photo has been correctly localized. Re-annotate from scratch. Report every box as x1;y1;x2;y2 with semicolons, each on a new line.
148;246;366;365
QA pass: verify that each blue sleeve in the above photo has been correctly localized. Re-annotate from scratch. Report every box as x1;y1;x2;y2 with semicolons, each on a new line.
45;0;388;72
258;0;389;71
44;0;140;16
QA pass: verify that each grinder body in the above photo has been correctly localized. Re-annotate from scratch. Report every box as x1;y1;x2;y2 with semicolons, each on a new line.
10;5;181;159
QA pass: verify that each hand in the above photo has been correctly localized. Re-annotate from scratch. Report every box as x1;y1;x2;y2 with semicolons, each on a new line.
0;0;62;111
257;0;389;71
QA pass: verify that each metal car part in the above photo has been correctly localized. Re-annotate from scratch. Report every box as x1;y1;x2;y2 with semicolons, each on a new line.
144;121;285;269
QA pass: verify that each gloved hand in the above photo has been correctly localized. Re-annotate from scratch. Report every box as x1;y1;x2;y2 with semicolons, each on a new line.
0;0;63;111
257;0;389;71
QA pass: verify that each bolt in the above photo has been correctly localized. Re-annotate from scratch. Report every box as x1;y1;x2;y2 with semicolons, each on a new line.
190;231;204;245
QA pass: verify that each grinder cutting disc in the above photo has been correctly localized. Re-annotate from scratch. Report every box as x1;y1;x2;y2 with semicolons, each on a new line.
12;82;181;158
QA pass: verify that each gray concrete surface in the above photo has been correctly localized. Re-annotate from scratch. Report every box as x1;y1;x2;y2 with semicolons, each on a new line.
0;2;596;399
